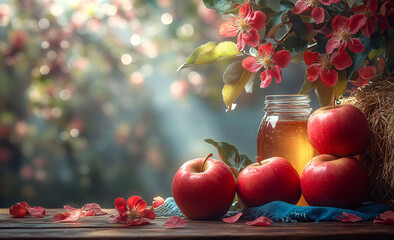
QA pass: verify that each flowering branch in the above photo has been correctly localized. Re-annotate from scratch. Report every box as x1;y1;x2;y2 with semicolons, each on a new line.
179;0;394;109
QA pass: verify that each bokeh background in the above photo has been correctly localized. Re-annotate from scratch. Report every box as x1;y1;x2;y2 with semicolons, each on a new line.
0;0;319;208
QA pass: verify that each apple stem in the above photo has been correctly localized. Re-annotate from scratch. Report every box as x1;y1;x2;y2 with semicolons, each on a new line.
333;96;336;108
201;153;213;172
257;156;262;165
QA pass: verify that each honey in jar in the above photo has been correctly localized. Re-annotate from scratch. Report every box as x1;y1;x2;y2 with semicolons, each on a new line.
256;95;316;205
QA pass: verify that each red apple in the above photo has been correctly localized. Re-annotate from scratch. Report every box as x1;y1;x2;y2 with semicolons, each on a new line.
307;104;369;156
301;154;369;208
236;157;301;208
172;153;236;220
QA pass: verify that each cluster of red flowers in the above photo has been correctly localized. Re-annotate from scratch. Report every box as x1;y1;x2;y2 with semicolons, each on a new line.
219;0;391;88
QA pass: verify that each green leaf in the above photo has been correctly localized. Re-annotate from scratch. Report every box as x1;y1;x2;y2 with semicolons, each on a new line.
204;139;252;173
282;36;307;55
203;0;243;14
265;10;287;39
313;33;328;54
288;12;308;38
298;72;314;94
314;70;347;106
178;41;242;71
346;35;372;80
222;61;255;110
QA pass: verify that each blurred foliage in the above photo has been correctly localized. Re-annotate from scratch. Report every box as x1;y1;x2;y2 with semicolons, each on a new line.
0;0;243;207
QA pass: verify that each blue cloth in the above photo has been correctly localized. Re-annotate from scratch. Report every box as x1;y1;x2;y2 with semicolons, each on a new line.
154;197;390;222
242;201;390;222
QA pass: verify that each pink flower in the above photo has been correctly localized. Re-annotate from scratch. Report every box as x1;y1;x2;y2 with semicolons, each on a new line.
353;66;376;87
220;3;266;51
242;42;291;88
349;0;390;38
303;50;352;87
326;15;365;54
107;196;156;226
292;0;340;24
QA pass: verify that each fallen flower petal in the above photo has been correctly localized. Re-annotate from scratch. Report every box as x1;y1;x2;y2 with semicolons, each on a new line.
223;213;243;223
143;208;156;220
52;209;82;223
374;210;394;224
83;210;96;216
125;218;151;227
336;212;362;222
52;213;69;222
64;205;77;212
152;196;165;208
9;202;30;218
81;203;107;216
245;216;272;226
163;216;188;228
107;214;129;224
27;206;47;218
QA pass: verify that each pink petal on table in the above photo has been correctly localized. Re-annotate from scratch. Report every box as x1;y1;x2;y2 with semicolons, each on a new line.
52;213;69;222
52;209;82;223
9;202;31;218
82;203;107;215
107;214;129;224
82;210;96;216
336;212;362;222
124;218;151;227
223;213;243;223
143;208;156;220
245;216;272;226
64;205;77;212
374;210;394;224
163;216;188;229
27;206;47;218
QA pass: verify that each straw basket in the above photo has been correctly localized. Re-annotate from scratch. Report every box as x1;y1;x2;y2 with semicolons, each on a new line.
339;77;393;209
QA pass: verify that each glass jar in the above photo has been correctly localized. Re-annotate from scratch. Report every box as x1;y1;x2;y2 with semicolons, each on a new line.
256;95;316;205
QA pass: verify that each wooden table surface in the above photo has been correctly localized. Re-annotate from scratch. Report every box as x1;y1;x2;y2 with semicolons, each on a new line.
1;208;394;239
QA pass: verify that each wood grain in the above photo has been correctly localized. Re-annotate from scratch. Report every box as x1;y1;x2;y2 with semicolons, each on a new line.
1;209;393;239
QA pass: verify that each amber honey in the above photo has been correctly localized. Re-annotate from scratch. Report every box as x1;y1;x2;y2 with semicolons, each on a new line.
257;120;316;175
257;95;316;206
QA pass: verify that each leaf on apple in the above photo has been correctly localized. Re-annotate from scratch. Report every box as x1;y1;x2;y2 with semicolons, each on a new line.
245;216;272;226
222;212;243;223
204;139;253;174
163;216;188;228
336;212;362;223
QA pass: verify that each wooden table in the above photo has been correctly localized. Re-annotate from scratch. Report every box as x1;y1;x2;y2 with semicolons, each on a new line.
1;209;394;239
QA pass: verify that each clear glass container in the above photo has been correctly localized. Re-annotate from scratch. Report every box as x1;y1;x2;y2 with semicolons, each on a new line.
256;95;316;205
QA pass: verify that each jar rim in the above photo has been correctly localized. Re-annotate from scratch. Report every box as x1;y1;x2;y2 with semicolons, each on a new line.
264;94;312;113
265;94;310;101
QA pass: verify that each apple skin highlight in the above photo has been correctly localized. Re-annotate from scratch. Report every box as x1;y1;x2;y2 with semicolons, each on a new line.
172;157;236;220
236;157;301;208
301;154;369;209
307;105;370;156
